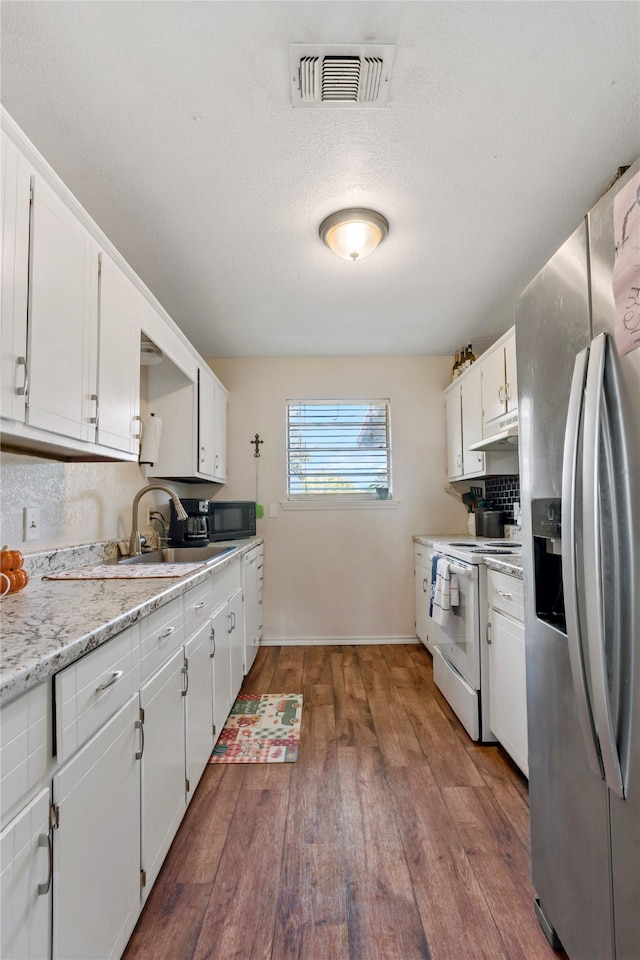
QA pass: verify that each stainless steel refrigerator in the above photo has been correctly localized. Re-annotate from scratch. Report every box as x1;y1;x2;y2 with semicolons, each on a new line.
515;158;639;960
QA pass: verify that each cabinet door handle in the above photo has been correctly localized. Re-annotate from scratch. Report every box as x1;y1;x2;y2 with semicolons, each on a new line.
456;453;462;467
181;665;189;697
159;626;175;640
16;356;29;400
37;832;52;896
135;718;145;760
498;384;505;403
95;669;123;692
132;415;142;440
231;611;236;630
210;625;216;658
227;612;233;634
422;577;428;594
89;393;99;426
486;623;492;645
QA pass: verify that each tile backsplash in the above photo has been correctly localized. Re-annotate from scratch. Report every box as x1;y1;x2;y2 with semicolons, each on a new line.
484;476;520;522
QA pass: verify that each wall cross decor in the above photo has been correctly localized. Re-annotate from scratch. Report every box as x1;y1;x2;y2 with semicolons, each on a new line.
251;433;264;457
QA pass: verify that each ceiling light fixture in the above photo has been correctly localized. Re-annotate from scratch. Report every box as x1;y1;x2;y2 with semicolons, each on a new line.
319;208;389;261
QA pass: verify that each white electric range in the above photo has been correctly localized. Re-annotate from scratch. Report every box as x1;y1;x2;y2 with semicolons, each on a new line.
428;538;522;741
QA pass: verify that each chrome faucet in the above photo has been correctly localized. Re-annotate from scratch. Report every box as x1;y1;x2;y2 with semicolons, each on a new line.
129;484;188;557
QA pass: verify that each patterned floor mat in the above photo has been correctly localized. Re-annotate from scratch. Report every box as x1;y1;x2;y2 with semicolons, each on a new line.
209;693;302;763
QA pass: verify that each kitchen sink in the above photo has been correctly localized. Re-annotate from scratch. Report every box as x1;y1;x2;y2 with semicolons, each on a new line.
118;544;235;565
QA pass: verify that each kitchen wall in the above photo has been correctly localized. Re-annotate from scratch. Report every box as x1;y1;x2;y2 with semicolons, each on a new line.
207;356;468;644
0;451;149;550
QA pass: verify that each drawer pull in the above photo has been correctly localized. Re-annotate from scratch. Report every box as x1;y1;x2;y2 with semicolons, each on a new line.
37;833;52;896
193;601;207;610
135;718;145;760
159;626;175;640
496;589;513;599
95;670;123;692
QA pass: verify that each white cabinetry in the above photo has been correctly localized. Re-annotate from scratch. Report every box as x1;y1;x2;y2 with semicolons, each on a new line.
139;648;186;900
22;165;96;444
487;569;528;776
211;599;233;744
0;787;51;960
209;559;245;741
183;577;215;804
481;328;518;435
184;620;215;799
443;326;519;479
414;543;433;654
52;695;141;960
96;250;142;455
1;111;226;466
445;386;464;480
0;549;254;959
228;587;244;702
147;362;228;483
242;544;263;675
1;131;30;423
444;364;485;480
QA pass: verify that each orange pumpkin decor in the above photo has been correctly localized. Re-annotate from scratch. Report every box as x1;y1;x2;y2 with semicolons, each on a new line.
0;546;28;594
1;548;24;572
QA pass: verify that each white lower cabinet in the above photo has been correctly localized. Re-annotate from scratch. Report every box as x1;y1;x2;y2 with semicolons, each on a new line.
52;695;140;960
414;544;432;654
487;570;528;776
211;599;233;744
242;545;263;675
228;587;244;703
0;787;51;960
139;648;186;901
0;549;259;959
184;618;215;803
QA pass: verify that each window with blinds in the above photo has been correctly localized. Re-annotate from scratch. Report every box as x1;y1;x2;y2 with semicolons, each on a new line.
286;399;392;499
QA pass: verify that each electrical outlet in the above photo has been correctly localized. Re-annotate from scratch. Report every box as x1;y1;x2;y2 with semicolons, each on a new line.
24;507;40;541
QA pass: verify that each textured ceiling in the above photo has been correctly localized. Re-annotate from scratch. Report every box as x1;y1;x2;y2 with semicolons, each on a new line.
1;1;639;359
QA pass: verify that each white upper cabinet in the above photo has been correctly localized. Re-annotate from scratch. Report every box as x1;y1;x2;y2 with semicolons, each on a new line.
0;134;96;445
96;250;142;455
147;362;227;483
1;133;30;423
461;363;485;476
445;365;486;480
445;385;463;480
481;327;518;433
443;326;519;480
1;110;228;466
27;174;96;443
198;367;216;477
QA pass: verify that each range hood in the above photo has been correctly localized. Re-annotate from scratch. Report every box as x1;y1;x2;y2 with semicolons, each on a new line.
468;414;519;452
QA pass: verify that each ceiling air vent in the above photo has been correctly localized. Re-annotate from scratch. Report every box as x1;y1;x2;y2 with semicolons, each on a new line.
290;44;395;108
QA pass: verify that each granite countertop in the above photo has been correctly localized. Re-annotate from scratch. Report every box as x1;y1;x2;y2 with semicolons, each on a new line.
0;537;262;706
413;533;524;580
483;555;524;579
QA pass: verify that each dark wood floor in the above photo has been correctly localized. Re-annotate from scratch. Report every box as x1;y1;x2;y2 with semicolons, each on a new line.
122;643;563;960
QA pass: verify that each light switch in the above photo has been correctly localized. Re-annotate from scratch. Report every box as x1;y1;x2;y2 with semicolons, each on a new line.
24;507;40;541
269;503;278;518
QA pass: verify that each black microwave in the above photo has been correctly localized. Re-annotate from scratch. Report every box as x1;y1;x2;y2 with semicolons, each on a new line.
208;501;256;541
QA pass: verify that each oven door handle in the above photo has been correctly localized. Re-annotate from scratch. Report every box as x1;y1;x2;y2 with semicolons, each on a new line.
445;562;473;577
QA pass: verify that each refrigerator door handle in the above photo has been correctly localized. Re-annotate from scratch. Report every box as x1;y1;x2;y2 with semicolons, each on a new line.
561;346;602;777
582;333;624;799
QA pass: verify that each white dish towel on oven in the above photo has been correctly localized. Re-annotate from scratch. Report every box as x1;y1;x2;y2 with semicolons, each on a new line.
430;557;460;625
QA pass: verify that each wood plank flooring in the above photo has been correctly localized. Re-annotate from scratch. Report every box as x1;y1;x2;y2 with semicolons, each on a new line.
123;644;565;960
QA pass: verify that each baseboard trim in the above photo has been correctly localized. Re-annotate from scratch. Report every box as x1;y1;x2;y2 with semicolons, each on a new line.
260;636;419;647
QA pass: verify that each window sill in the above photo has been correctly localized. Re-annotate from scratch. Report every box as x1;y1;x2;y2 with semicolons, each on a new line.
280;499;400;511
